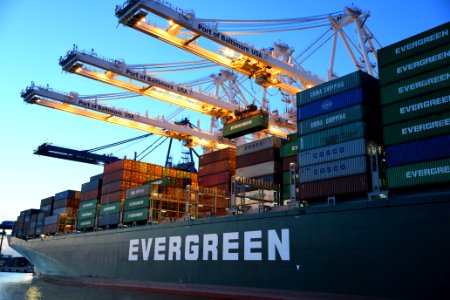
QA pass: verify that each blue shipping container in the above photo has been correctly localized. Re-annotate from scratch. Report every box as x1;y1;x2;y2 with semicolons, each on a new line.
386;134;450;167
298;87;374;121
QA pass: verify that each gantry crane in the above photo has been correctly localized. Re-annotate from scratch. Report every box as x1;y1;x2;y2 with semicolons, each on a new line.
59;48;293;138
21;84;235;150
115;0;379;93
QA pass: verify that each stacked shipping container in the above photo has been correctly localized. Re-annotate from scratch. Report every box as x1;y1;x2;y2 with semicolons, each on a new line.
76;174;102;231
281;133;299;202
378;22;450;189
44;190;80;234
297;71;382;201
123;185;150;225
198;148;236;192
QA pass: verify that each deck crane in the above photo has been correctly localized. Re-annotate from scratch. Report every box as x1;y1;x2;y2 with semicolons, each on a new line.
59;49;293;138
21;84;235;150
115;0;324;94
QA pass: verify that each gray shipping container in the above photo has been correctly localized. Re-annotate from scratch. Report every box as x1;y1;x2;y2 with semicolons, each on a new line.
235;161;280;178
236;136;282;156
125;184;150;200
300;155;368;183
300;138;367;166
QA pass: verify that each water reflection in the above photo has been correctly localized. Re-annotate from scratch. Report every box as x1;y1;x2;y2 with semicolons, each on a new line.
0;273;202;300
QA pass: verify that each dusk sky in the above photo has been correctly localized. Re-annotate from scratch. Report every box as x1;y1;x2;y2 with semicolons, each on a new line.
0;0;449;255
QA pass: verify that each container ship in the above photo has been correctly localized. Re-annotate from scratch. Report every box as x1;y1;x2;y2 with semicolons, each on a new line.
8;5;450;300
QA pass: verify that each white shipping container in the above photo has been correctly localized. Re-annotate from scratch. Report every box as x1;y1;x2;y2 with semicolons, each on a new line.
236;161;280;178
236;136;282;156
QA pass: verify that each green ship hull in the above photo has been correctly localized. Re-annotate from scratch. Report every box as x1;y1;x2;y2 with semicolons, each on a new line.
9;190;450;299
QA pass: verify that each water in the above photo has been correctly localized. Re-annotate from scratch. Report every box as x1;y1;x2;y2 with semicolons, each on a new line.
0;273;203;300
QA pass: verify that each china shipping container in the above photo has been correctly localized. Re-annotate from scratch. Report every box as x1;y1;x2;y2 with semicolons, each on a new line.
377;22;450;67
236;136;282;156
300;121;377;151
299;104;374;135
299;173;370;200
382;88;450;125
298;87;378;121
379;43;450;86
300;156;368;183
386;134;450;167
297;70;379;105
383;111;450;145
387;157;450;189
380;65;450;106
77;208;97;220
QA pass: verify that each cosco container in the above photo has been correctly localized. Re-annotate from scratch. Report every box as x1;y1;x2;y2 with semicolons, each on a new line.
299;104;371;135
300;138;368;166
380;65;450;106
97;213;120;227
99;202;121;215
236;147;278;168
123;209;149;223
387;157;450;189
125;184;150;199
77;208;96;220
298;87;376;121
222;111;269;139
235;161;281;178
383;111;450;145
300;121;372;151
297;70;378;105
299;173;370;200
379;43;450;86
199;147;236;165
378;22;450;68
300;155;368;183
124;196;150;211
386;134;450;167
79;198;98;211
381;88;450;125
236;136;282;156
76;218;95;230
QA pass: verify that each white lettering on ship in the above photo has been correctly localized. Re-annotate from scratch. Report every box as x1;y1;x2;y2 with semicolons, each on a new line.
128;229;290;262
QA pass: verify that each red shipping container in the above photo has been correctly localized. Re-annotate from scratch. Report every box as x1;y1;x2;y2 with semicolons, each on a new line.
101;191;125;204
199;148;236;166
103;170;131;185
198;171;233;187
236;147;279;169
198;159;236;177
81;189;100;202
282;155;298;171
103;159;133;174
299;174;370;200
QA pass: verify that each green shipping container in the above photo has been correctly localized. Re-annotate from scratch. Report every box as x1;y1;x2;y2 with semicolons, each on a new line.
297;71;378;106
223;112;269;139
282;184;292;200
146;177;169;186
124;196;150;211
287;133;298;143
299;105;366;135
382;88;450;125
99;202;120;215
77;208;97;220
280;142;298;158
378;22;450;68
300;121;366;151
123;209;149;223
387;158;450;189
78;199;98;211
379;43;450;86
76;218;95;230
380;65;450;106
383;111;450;145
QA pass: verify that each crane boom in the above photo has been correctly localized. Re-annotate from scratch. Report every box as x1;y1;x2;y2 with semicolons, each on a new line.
60;49;293;138
21;85;235;150
115;0;325;94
